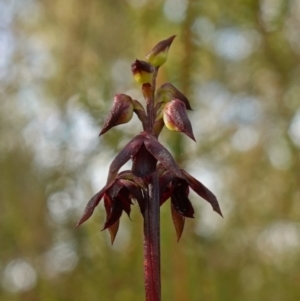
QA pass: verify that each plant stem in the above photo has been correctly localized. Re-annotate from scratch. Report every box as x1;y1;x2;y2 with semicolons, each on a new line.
143;67;161;301
144;68;158;132
144;171;161;301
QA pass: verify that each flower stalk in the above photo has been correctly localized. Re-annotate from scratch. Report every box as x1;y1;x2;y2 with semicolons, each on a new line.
77;35;223;301
144;171;161;301
139;64;162;300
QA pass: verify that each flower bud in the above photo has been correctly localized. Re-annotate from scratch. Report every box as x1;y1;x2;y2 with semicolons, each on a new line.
131;59;154;84
155;83;192;110
145;35;176;67
163;99;195;141
99;94;133;136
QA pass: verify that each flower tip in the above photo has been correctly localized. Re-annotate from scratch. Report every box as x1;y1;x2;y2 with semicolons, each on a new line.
168;35;176;43
76;209;94;227
76;216;86;228
215;207;224;218
187;132;196;142
108;221;120;244
109;233;119;245
171;206;185;242
145;35;176;67
176;233;182;242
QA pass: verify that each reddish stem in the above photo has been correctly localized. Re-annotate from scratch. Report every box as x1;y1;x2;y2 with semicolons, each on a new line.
143;67;161;301
144;171;161;301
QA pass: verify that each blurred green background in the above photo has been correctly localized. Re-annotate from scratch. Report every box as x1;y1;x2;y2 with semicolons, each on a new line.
1;0;300;300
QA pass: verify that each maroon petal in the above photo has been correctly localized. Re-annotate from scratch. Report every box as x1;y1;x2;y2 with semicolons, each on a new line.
108;220;120;245
76;184;111;227
119;194;132;217
120;179;145;215
107;135;144;182
104;194;112;217
171;181;195;218
102;199;123;230
104;195;120;244
106;180;123;199
182;170;223;217
158;169;175;205
144;134;184;179
132;143;157;177
171;205;185;242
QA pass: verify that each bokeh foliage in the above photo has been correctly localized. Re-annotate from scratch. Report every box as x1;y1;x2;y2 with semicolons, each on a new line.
1;0;300;300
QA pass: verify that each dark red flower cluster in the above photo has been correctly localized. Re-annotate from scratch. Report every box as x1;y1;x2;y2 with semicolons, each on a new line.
77;36;222;243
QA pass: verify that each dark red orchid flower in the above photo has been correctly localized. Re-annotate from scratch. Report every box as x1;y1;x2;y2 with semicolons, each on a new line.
77;132;186;240
106;132;184;182
78;36;222;240
157;163;223;240
77;170;146;243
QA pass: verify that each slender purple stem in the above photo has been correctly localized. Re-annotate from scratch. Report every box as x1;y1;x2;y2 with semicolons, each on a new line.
143;67;161;301
144;171;160;301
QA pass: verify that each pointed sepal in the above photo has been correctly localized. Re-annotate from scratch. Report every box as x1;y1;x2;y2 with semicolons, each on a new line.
181;169;223;217
120;179;145;215
108;220;120;245
107;135;144;182
76;183;113;227
144;134;184;179
171;180;195;218
171;205;185;242
163;99;196;141
102;198;123;231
